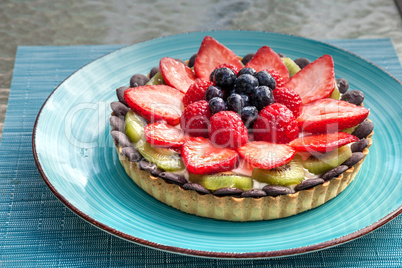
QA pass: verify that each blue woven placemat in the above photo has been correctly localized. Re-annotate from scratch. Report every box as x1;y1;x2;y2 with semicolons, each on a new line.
0;39;401;267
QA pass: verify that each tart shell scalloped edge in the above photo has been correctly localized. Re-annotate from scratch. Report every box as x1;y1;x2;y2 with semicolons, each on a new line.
113;132;373;222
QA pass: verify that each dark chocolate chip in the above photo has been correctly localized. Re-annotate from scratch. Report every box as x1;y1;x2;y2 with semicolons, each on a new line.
150;67;160;78
241;53;255;65
110;101;130;117
110;116;125;132
351;138;370;152
320;165;349;181
340;90;365;105
158;172;187;186
111;130;133;148
121;147;142;162
262;185;292;196
277;52;286;58
241;189;267;198
294;58;311;69
130;74;149;87
213;188;243;196
342;152;365;168
336;78;349;94
116;86;128;105
295;178;325;191
138;159;163;176
182;183;211;195
352;120;374;139
188;54;197;68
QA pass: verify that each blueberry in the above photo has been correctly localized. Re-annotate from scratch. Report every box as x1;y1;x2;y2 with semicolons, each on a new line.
240;106;259;128
234;74;259;95
130;74;149;87
255;71;276;90
227;93;244;113
251;86;275;110
336;78;349;93
237;67;256;77
209;97;227;114
209;69;217;82
241;53;255;65
213;67;237;89
239;94;250;106
205;85;224;101
340;90;364;105
188;54;197;68
294;58;311;69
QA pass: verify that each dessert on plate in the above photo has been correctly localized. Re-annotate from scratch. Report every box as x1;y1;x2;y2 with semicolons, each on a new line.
110;36;373;221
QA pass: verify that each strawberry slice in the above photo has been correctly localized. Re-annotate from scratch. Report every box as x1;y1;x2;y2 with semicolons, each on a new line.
289;132;359;154
245;46;289;82
124;85;184;126
144;122;188;148
159;57;196;94
194;36;243;80
181;137;239;175
284;55;335;105
297;98;369;133
237;141;295;170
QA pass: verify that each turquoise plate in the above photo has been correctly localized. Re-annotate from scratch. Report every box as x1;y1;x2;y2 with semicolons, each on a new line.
33;31;402;259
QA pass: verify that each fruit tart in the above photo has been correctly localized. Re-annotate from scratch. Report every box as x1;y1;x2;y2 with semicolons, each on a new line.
110;36;373;221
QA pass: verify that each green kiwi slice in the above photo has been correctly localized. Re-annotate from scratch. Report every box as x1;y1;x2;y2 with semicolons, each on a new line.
282;57;301;77
135;139;184;171
302;145;352;175
252;157;305;186
146;72;165;85
189;173;253;191
125;110;147;143
330;82;341;100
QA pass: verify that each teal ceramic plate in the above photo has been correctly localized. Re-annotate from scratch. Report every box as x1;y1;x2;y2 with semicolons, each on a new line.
33;31;402;259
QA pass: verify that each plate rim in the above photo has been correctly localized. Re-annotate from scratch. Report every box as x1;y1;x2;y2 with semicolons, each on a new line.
32;30;402;259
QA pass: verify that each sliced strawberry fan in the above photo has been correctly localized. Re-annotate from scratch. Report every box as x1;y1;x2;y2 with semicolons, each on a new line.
144;122;188;148
160;57;196;94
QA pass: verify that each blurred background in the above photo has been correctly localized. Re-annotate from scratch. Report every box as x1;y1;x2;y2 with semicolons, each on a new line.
0;0;401;141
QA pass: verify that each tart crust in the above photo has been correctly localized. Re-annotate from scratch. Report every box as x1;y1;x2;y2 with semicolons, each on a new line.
115;133;373;221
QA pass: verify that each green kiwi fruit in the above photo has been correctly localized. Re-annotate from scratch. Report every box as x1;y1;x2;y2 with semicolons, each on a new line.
189;172;253;191
282;57;301;77
146;72;165;85
302;145;352;174
125;110;147;143
330;81;341;100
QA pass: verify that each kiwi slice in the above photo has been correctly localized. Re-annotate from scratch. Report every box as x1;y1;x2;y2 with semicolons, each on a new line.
302;145;352;175
135;139;184;171
252;157;305;186
282;57;301;77
146;71;165;85
330;82;341;100
189;173;253;191
125;110;147;143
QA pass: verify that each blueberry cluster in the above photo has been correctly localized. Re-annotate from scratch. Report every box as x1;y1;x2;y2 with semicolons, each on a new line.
206;67;276;128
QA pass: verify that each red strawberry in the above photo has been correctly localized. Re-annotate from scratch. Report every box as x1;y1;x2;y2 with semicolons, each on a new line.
159;57;197;94
266;68;285;88
253;103;299;144
182;137;239;175
289;132;359;154
245;46;289;82
144;122;188;148
183;78;213;107
124;85;184;125
284;55;335;105
237;141;295;169
215;63;240;74
209;111;249;148
180;100;211;138
273;87;302;118
297;98;370;133
194;36;243;80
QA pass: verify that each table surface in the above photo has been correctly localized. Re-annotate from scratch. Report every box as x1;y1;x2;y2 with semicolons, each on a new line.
0;38;401;267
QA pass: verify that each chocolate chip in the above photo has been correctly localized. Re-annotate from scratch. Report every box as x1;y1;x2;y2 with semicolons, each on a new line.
110;101;130;117
294;58;311;69
213;188;243;196
158;172;187;186
336;78;349;94
342;152;365;168
340;90;365;105
111;130;133;148
121;147;142;162
241;189;267;198
182;183;211;195
241;53;255;65
352;120;374;139
116;86;128;105
138;160;162;176
110;116;125;132
150;67;160;78
295;178;325;191
262;185;292;196
188;54;197;68
129;74;149;87
321;165;349;181
351;138;369;152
